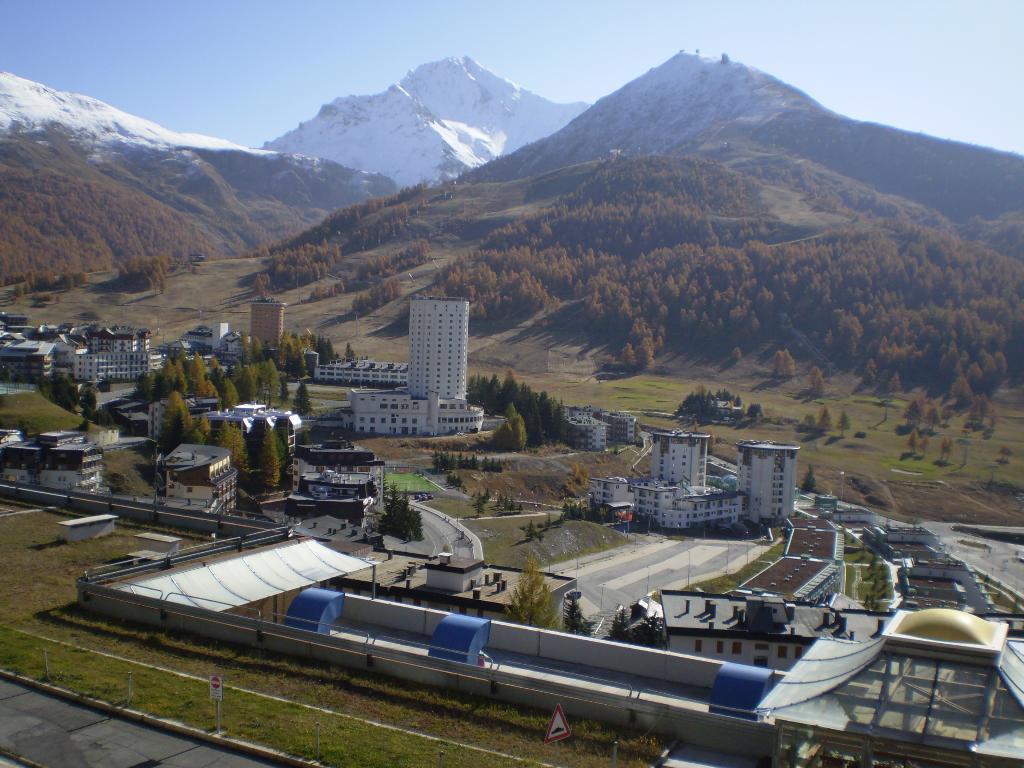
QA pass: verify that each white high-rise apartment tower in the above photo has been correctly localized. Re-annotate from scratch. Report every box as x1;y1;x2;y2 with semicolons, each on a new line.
737;441;800;523
650;430;709;486
408;297;469;400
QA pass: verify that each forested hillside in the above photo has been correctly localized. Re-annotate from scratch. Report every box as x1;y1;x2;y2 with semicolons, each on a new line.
441;158;1023;392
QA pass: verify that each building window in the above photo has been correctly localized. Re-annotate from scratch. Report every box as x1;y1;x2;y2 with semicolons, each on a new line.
794;646;803;658
715;640;724;654
694;638;702;653
731;641;742;655
778;646;788;658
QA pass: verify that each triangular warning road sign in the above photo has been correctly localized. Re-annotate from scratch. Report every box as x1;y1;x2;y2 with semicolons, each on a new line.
544;703;571;744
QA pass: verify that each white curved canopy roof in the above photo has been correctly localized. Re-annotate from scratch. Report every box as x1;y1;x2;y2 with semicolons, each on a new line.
116;539;370;612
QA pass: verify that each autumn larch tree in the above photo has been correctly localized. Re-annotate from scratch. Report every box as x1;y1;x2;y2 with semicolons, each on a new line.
808;366;826;397
838;410;851;437
505;556;559;629
257;430;282;491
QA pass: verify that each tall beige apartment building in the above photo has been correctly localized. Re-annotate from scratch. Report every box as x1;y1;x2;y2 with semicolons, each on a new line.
250;297;286;344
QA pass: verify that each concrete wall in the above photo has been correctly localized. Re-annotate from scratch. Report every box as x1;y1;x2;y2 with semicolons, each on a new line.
77;583;774;757
0;480;278;538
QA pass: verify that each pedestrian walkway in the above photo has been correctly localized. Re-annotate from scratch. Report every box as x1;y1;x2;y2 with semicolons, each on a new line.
0;677;283;767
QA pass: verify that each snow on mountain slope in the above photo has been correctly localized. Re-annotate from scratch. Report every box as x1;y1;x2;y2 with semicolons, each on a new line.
0;71;262;153
266;57;587;186
475;51;826;180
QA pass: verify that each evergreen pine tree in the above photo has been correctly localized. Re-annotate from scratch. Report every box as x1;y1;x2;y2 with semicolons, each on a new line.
609;607;632;642
293;382;312;416
801;465;818;492
838;410;851;437
562;593;595;635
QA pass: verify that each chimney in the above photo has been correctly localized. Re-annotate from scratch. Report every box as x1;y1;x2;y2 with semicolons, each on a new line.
684;599;691;614
738;608;746;626
708;621;714;630
836;615;848;635
405;578;411;589
875;618;886;637
473;588;481;600
386;551;393;561
822;610;831;627
708;603;717;619
732;605;741;621
705;598;713;614
440;553;451;565
790;626;795;635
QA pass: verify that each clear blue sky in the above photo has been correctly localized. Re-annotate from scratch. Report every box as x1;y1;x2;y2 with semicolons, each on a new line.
2;0;1020;154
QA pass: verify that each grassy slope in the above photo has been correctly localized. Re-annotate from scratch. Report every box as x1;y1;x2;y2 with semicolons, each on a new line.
0;391;81;434
466;517;626;569
0;508;660;767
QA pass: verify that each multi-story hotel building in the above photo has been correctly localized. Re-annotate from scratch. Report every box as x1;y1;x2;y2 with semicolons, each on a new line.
650;430;709;487
736;441;800;523
346;297;483;436
250;297;286;345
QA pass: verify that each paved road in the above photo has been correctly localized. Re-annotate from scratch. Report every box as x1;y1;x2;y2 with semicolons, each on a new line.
0;677;282;768
926;522;1024;600
550;534;767;616
384;501;482;560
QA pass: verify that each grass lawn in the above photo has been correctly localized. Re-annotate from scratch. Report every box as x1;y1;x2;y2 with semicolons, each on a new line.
426;496;478;518
384;472;436;493
0;507;661;767
0;391;81;434
687;538;786;594
466;517;626;568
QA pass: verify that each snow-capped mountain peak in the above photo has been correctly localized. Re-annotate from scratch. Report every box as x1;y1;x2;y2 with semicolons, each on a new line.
473;51;826;181
266;57;587;186
0;71;262;153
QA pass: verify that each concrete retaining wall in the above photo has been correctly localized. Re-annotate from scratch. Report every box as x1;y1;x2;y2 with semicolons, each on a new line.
0;481;278;538
77;583;773;757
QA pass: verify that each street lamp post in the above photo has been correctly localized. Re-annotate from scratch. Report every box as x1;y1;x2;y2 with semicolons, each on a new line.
839;471;846;504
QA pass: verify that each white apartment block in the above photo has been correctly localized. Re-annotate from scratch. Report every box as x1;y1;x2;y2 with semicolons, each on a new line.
347;296;482;436
650;430;709;486
629;479;741;530
589;476;633;507
315;359;408;387
737;441;800;523
408;297;468;400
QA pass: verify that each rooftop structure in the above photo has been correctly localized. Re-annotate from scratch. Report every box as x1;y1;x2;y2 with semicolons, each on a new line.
338;550;575;620
113;538;371;614
740;556;839;603
760;608;1024;766
786;525;842;561
314;358;408;387
662;590;892;670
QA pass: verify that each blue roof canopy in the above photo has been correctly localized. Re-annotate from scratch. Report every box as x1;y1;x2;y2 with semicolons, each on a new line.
710;662;774;720
284;588;345;634
428;614;491;665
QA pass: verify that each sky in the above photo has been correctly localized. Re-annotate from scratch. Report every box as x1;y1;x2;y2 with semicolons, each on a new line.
1;1;1021;154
